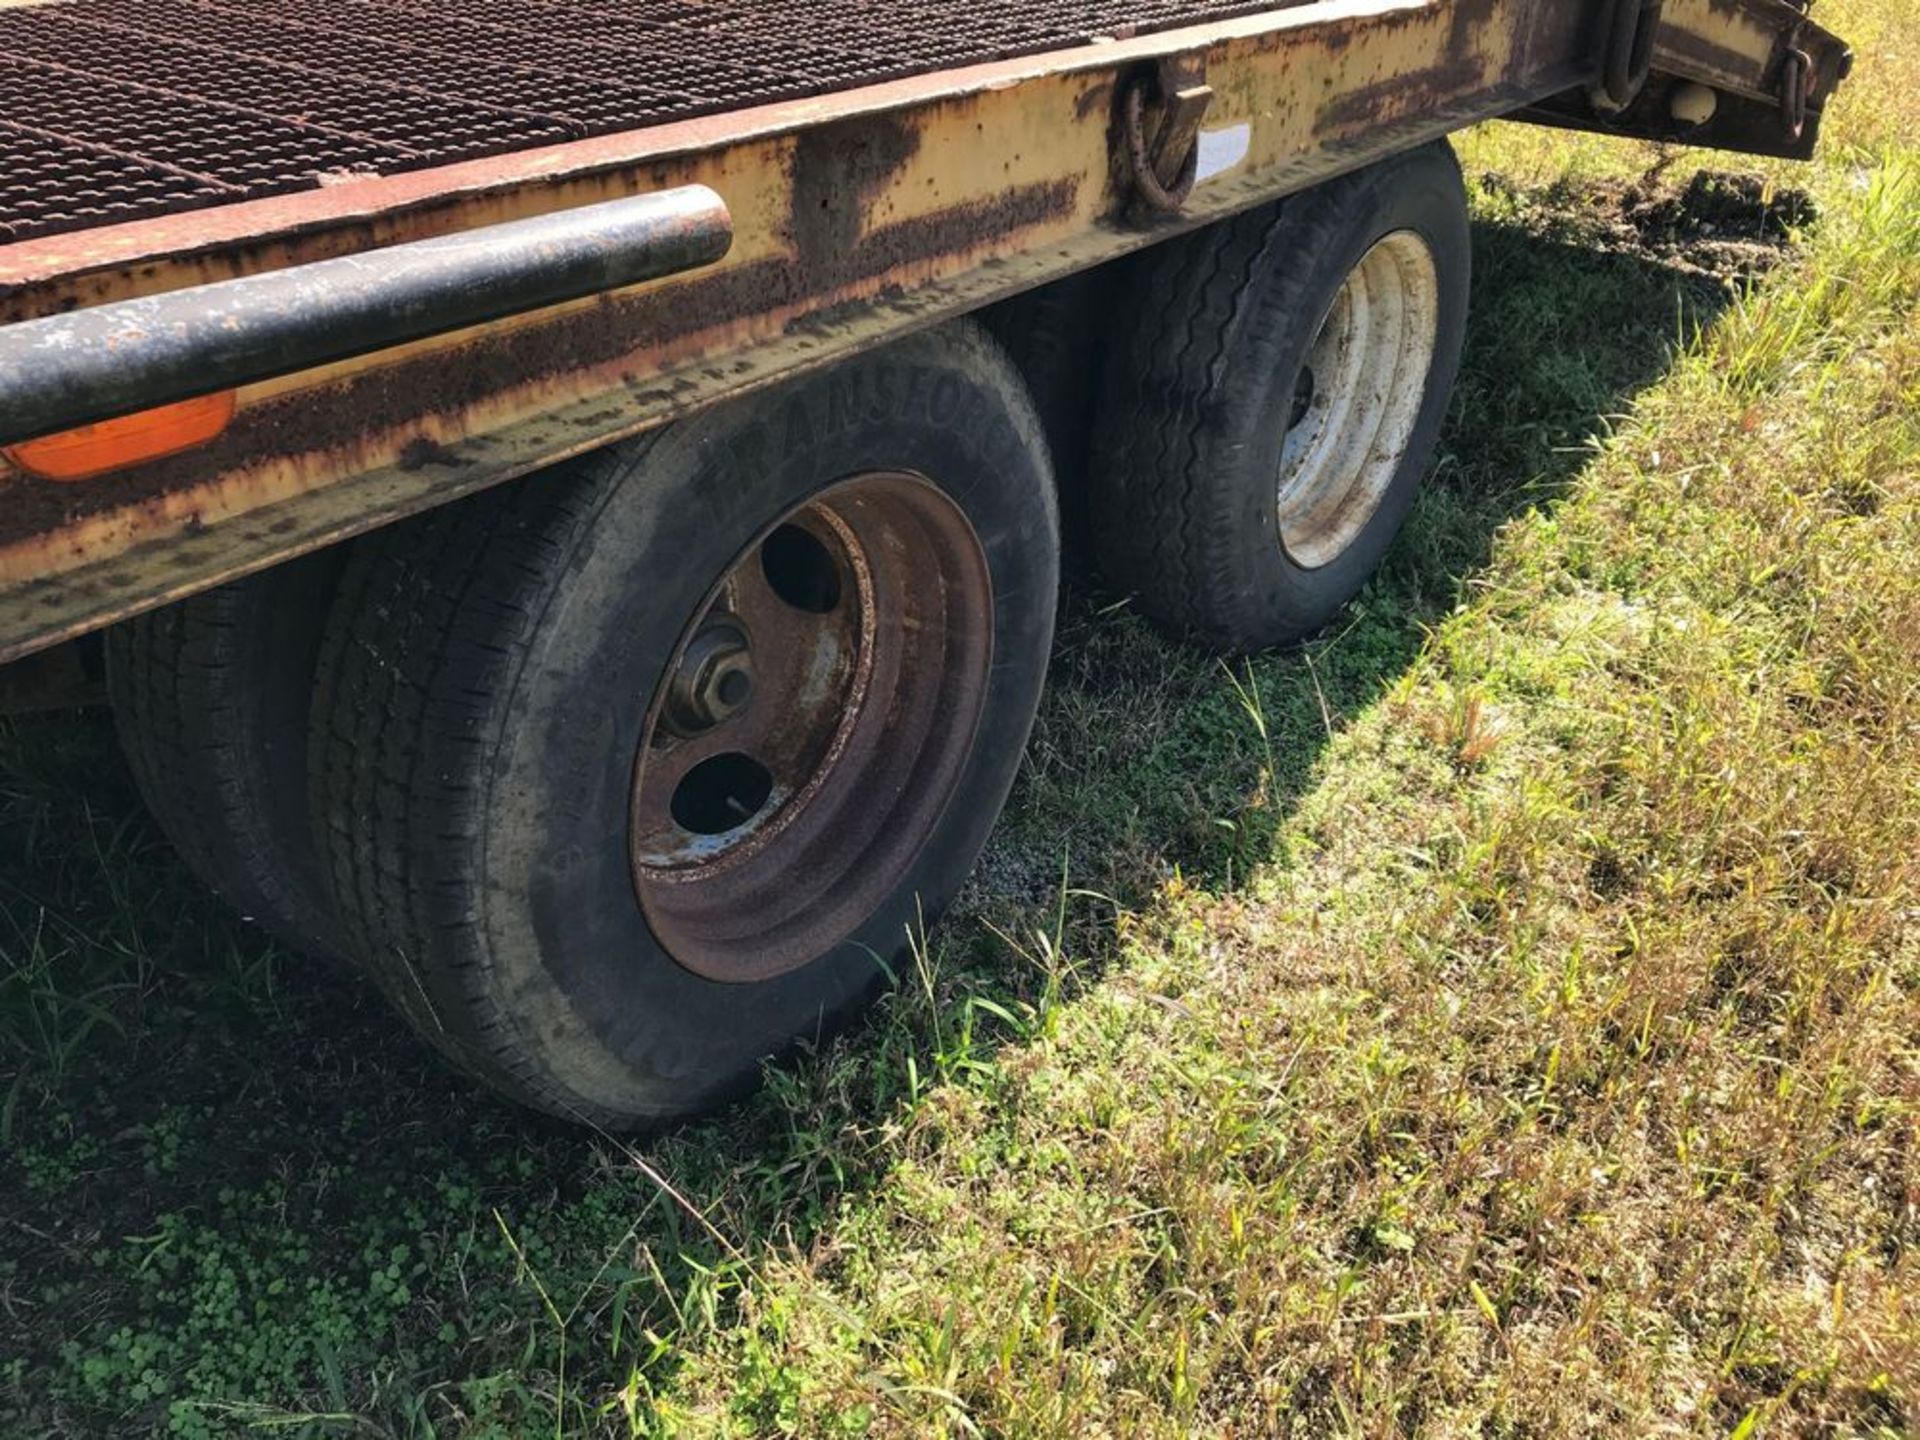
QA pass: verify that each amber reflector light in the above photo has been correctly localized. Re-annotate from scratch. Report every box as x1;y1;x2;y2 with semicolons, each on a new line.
4;392;236;481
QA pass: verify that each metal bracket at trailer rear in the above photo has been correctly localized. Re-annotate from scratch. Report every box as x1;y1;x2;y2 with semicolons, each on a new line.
1519;0;1851;158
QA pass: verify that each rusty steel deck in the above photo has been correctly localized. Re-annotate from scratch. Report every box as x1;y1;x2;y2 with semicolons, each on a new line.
0;0;1849;664
0;0;1315;244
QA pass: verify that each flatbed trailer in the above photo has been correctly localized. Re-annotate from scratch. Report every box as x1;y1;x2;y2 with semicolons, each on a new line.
0;0;1850;1124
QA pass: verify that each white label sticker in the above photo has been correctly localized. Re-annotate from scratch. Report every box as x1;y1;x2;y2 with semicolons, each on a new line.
1195;123;1253;183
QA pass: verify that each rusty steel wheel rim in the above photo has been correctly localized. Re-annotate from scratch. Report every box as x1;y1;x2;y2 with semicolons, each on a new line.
629;471;993;984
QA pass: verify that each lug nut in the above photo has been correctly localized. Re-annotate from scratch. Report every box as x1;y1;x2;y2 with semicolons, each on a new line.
662;620;754;735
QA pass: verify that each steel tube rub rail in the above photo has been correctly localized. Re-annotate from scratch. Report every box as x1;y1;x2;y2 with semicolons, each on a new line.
0;188;734;446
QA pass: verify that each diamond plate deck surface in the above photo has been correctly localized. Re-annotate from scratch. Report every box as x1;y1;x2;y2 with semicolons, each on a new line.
0;0;1295;242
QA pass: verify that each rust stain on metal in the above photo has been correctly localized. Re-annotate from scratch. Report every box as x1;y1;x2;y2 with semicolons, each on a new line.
1315;0;1502;133
1073;79;1116;122
396;436;470;471
787;112;924;272
628;469;993;984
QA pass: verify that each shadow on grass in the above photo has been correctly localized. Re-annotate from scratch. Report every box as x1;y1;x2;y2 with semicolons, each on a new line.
0;201;1778;1433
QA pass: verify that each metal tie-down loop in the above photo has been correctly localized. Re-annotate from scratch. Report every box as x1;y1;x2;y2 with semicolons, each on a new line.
1779;30;1815;141
1122;59;1212;215
1591;0;1665;113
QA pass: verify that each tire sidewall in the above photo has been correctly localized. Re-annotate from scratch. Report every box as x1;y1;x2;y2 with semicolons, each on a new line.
476;331;1057;1119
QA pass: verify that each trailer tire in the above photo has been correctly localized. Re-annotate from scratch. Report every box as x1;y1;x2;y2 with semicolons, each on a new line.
1090;141;1470;652
106;554;346;960
310;322;1057;1127
980;262;1133;554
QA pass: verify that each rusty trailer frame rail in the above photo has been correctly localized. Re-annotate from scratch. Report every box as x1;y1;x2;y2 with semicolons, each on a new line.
0;0;1847;665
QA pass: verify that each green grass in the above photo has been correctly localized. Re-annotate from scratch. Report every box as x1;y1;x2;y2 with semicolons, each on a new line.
3;5;1915;1433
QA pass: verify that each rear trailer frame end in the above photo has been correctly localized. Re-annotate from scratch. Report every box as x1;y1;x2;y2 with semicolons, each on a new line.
0;0;1849;665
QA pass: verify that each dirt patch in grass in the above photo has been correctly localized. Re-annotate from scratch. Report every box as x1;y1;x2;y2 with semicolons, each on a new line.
1476;165;1815;280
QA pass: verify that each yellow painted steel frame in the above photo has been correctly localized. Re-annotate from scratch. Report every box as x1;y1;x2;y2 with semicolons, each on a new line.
0;0;1845;663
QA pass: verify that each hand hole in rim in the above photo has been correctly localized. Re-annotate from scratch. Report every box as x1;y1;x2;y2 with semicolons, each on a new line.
669;752;775;835
761;522;843;613
1274;229;1440;571
629;472;994;985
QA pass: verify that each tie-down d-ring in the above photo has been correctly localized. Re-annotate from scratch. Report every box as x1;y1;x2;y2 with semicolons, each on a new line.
1122;62;1212;215
1779;41;1815;140
1595;0;1665;113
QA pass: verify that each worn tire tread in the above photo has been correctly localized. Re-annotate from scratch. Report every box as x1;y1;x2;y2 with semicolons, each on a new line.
107;562;345;959
310;459;633;1121
1091;144;1468;651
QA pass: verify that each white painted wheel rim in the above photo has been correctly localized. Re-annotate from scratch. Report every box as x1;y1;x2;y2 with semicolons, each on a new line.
1274;230;1441;570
